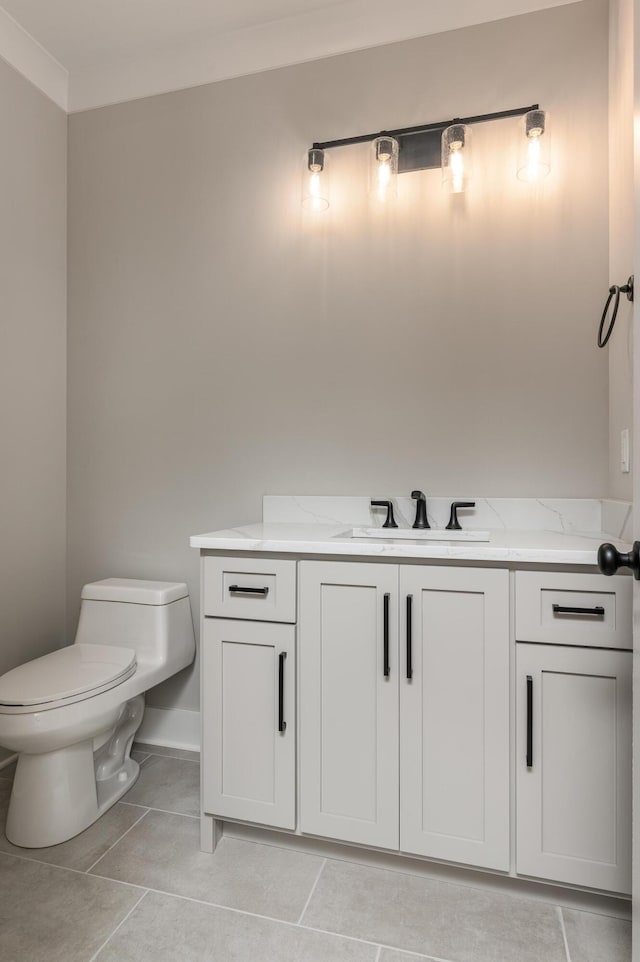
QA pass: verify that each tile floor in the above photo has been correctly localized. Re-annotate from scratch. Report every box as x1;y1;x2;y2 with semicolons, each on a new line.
0;745;632;962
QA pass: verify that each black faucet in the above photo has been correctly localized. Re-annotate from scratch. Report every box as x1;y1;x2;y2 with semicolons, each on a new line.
371;500;398;528
446;501;476;530
411;491;430;529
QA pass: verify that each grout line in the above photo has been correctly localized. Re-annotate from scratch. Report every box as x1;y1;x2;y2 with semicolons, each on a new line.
133;748;199;763
558;906;573;962
0;753;18;771
0;848;142;885
87;889;149;962
118;801;200;820
374;946;383;962
296;857;326;924
85;808;150;873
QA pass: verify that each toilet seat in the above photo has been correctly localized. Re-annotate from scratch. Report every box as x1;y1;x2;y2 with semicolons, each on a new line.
0;644;137;714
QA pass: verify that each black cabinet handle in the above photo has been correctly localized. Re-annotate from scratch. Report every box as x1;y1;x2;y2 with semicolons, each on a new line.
383;593;390;678
406;595;413;680
526;675;533;769
552;604;604;617
278;652;287;733
229;585;269;596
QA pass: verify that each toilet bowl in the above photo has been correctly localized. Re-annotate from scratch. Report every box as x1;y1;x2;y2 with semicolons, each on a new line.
0;578;196;848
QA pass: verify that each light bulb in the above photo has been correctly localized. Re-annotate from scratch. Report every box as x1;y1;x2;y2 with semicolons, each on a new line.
302;148;329;211
449;145;464;194
526;134;541;181
377;157;392;200
308;171;323;211
441;124;472;193
369;136;399;202
517;109;550;182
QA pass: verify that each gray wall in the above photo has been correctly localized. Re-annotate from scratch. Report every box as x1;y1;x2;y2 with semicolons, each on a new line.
0;60;67;677
67;0;610;713
608;0;634;500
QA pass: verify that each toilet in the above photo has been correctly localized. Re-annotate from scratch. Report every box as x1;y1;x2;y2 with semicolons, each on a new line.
0;578;196;848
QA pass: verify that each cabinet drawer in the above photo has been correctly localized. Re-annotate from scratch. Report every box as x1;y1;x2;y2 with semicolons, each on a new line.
203;556;296;623
515;571;632;649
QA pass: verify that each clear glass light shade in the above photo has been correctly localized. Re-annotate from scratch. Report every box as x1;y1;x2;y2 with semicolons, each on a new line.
369;136;399;202
302;148;330;211
441;124;472;193
517;109;550;182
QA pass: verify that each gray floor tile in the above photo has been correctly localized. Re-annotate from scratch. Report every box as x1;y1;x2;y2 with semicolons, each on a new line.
91;810;323;922
133;742;199;762
562;908;631;962
122;753;199;815
95;890;377;961
0;779;147;870
131;750;150;764
302;860;567;962
0;852;142;962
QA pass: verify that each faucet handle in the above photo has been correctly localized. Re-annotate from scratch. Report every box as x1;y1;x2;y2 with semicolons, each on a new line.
411;490;430;529
446;501;476;530
371;500;398;529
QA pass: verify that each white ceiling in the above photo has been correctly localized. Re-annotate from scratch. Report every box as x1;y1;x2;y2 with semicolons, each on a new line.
0;0;581;113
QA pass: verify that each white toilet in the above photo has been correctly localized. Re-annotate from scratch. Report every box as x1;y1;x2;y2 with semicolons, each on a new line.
0;578;196;848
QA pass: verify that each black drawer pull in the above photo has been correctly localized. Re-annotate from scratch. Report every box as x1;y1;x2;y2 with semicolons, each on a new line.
526;675;533;769
229;585;269;596
383;593;390;678
406;595;413;680
552;604;604;617
278;652;287;733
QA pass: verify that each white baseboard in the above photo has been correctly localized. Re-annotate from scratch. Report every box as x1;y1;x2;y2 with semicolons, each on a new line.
137;707;200;752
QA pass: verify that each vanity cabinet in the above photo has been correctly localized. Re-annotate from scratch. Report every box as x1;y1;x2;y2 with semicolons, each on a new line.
299;561;510;870
515;571;632;895
198;549;632;896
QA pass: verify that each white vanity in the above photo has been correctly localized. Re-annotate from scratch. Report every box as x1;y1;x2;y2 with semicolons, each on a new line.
191;496;633;898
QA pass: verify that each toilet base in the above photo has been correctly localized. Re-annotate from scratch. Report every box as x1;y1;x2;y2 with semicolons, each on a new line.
6;694;145;848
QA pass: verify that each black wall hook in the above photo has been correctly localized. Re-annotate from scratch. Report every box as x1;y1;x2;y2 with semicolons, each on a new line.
597;275;634;348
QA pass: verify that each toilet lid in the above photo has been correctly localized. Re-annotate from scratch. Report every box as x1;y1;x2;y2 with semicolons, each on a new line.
0;644;137;707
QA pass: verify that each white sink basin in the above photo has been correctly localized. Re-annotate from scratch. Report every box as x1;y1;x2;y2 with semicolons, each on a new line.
351;527;491;542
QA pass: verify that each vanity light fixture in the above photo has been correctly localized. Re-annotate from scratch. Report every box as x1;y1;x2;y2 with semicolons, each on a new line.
369;135;399;202
304;103;545;210
302;147;330;211
442;123;472;194
517;109;550;182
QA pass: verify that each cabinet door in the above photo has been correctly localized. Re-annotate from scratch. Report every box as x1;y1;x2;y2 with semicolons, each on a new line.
201;619;295;829
299;561;399;848
400;566;510;871
516;643;631;894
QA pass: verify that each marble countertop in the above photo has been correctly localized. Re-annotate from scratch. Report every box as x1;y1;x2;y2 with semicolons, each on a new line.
190;522;629;566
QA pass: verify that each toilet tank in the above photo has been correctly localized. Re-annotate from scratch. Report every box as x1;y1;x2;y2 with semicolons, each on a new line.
74;579;195;672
